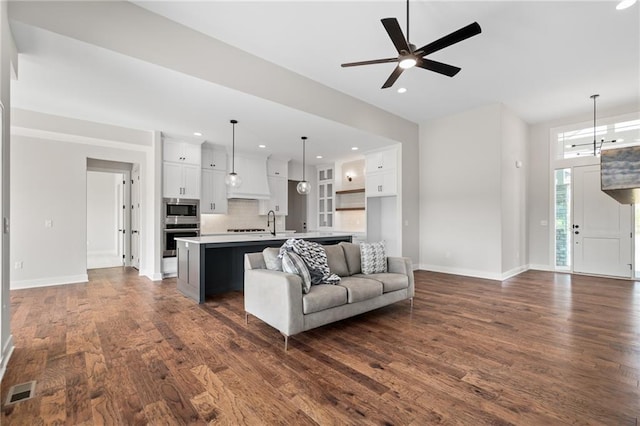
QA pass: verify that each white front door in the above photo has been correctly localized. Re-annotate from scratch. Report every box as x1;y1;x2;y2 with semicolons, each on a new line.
573;164;633;278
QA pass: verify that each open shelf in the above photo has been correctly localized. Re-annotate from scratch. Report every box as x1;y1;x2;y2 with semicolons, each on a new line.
336;188;365;195
335;207;365;211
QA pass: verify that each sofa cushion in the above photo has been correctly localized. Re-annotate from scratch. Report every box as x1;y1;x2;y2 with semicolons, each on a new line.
354;273;408;293
338;276;383;303
280;239;340;285
263;247;282;271
360;241;387;274
302;284;348;314
339;242;362;275
282;251;312;294
324;244;349;277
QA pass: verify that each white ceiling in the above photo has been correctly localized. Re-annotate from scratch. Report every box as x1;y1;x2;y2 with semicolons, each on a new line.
9;1;640;164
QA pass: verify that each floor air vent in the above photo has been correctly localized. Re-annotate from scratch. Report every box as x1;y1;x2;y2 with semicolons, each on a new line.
5;381;36;405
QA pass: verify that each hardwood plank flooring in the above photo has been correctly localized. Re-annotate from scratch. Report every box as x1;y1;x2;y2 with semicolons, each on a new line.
2;267;639;424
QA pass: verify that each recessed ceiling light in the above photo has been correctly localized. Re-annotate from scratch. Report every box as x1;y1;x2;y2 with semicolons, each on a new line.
397;87;407;94
351;147;359;151
316;155;323;159
193;132;202;136
258;144;266;148
616;0;636;10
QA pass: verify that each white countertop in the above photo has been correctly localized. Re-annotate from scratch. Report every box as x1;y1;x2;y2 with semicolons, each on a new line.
176;232;353;245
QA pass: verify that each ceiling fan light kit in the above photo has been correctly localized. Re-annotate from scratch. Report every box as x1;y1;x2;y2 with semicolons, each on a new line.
341;0;482;89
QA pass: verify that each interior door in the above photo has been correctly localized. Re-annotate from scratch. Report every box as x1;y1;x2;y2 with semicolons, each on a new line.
131;164;140;269
573;164;633;278
117;175;125;265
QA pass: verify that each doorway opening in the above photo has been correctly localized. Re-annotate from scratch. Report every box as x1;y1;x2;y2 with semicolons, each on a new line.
286;180;307;233
86;159;139;270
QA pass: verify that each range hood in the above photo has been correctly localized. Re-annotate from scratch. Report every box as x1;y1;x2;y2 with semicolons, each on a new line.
601;145;640;204
226;153;271;200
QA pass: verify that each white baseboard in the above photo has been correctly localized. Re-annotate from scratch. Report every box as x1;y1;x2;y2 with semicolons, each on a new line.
529;263;554;272
141;270;163;281
501;265;529;280
0;335;15;383
419;264;503;281
418;264;531;281
10;274;89;290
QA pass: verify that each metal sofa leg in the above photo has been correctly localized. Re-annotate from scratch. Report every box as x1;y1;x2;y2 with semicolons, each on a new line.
410;297;414;309
245;312;249;325
281;332;289;351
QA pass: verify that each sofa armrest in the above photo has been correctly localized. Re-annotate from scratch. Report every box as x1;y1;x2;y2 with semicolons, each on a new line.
244;269;305;336
387;256;415;298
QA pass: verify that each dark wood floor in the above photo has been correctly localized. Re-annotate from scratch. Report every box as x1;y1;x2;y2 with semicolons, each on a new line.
1;268;639;425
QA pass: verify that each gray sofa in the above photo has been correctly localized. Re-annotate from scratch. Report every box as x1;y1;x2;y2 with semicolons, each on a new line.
244;241;415;349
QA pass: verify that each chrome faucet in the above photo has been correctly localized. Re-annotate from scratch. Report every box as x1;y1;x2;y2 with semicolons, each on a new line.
267;210;276;236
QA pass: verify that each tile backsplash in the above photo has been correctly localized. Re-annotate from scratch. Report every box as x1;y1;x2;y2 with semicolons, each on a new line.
201;199;285;234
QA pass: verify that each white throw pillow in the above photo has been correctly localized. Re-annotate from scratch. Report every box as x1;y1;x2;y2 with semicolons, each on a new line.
282;251;312;293
360;241;387;274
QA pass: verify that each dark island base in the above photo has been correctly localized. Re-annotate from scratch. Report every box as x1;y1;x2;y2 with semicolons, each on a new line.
177;235;352;303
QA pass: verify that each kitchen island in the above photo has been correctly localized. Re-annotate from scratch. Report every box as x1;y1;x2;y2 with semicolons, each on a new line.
174;232;353;303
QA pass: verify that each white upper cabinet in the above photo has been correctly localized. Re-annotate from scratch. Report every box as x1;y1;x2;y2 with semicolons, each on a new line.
164;139;202;165
163;138;202;198
202;146;227;171
365;148;397;174
201;169;228;214
365;147;398;198
267;158;289;179
259;176;288;215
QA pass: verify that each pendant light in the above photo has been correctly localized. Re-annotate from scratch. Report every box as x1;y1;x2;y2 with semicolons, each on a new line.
296;136;311;195
589;94;617;156
225;119;242;188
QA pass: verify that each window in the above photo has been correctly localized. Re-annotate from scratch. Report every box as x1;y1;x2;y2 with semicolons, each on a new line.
554;168;571;269
555;118;640;160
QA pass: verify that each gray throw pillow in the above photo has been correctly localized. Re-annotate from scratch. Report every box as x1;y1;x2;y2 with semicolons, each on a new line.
282;251;312;293
263;247;282;271
360;241;387;274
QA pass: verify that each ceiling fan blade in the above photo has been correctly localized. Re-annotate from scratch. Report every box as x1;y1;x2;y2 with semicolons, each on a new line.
341;58;398;67
381;18;412;54
415;22;482;57
381;66;404;89
417;58;461;77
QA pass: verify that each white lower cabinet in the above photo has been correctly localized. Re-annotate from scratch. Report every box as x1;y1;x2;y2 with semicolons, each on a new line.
163;163;201;199
201;169;228;214
365;169;397;197
259;176;288;215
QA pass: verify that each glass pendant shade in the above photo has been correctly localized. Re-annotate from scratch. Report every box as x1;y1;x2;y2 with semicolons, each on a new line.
225;172;242;188
297;136;310;195
297;180;311;195
226;119;241;187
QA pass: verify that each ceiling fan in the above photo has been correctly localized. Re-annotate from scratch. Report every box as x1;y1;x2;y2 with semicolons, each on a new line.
341;0;482;89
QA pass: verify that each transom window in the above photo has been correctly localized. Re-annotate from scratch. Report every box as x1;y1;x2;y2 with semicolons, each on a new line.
556;118;640;159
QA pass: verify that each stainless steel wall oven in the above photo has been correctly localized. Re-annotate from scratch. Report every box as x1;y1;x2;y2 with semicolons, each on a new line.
163;198;199;257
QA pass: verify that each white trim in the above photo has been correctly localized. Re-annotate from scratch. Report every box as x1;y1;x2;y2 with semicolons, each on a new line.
0;335;15;383
500;265;529;280
141;270;163;281
529;263;555;272
419;264;503;281
418;264;530;281
10;274;88;289
11;126;150;152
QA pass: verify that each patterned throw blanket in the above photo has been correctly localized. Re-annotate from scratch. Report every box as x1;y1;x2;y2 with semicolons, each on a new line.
279;239;341;285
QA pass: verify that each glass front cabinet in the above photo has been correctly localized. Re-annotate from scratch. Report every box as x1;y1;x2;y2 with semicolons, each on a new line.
317;166;334;229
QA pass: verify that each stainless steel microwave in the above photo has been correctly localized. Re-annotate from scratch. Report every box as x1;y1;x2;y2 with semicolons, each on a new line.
163;198;199;224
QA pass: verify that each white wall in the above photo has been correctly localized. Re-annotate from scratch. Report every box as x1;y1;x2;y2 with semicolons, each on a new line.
0;0;15;381
500;107;529;276
10;109;160;288
527;103;639;270
86;171;119;256
420;104;503;278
